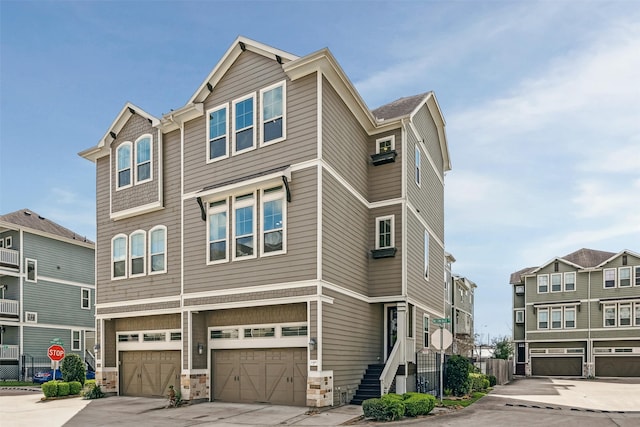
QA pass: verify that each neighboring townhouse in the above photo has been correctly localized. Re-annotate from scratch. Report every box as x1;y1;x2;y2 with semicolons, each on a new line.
0;209;95;380
510;248;640;378
450;274;475;357
79;36;451;407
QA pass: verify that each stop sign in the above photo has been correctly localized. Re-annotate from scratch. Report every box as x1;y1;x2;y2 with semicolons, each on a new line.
48;344;65;361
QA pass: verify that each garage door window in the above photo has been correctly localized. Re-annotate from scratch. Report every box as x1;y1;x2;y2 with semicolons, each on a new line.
211;329;240;339
245;327;275;338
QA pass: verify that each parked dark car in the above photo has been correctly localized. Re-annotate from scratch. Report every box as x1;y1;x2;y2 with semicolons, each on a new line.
32;369;62;384
86;370;95;380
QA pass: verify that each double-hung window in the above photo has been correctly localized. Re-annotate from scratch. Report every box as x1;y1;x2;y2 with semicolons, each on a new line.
72;330;81;351
538;308;548;329
551;273;562;292
424;230;429;279
207;105;228;161
130;231;146;276
564;307;576;328
604;304;616;327
619;267;631;287
81;288;91;310
112;235;127;278
149;226;166;273
415;146;421;186
619;303;632;326
375;216;394;250
551;308;562;329
423;315;429;348
208;199;228;263
564;272;576;291
635;303;640;326
261;187;285;255
260;82;285;145
515;310;524;324
116;143;132;189
604;268;616;288
135;135;152;183
233;94;256;154
635;266;640;286
25;259;37;282
537;275;549;293
233;193;255;259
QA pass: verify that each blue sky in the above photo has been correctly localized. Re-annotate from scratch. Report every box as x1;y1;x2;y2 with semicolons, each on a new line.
1;0;639;342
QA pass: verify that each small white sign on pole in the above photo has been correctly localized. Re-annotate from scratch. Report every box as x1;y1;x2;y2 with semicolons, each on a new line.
431;328;453;351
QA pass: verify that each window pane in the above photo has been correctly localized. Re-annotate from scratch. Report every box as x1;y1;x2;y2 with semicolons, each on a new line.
604;269;615;288
565;273;575;291
264;230;282;253
620;268;631;287
282;326;307;337
263;86;282;120
151;254;165;272
551;274;562;292
211;329;239;339
620;305;631;326
209;212;227;241
236;236;253;257
539;310;548;328
538;276;548;292
210;109;227;139
551;309;562;328
236;128;253;151
210;241;226;261
635;305;640;326
151;229;165;253
131;258;144;275
118;169;131;187
244;328;274;338
264;118;283;141
236;205;253;237
137;162;150;181
605;306;616;326
136;138;150;163
565;309;575;328
143;333;165;342
114;260;125;277
117;146;130;169
210;137;226;159
235;98;253;129
263;200;282;232
131;234;144;257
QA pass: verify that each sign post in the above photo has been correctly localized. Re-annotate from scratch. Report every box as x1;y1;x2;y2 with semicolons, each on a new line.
432;318;451;403
48;344;65;375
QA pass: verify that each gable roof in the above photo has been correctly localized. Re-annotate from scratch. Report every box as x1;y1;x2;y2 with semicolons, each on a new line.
596;249;640;268
372;92;431;121
0;209;93;245
509;267;537;284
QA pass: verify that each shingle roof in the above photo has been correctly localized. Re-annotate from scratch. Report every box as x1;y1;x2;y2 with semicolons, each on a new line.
0;209;93;244
509;267;537;284
371;92;431;121
561;248;616;268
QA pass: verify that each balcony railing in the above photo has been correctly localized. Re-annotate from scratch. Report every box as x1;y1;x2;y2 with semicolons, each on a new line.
0;345;19;360
0;298;19;317
0;248;19;268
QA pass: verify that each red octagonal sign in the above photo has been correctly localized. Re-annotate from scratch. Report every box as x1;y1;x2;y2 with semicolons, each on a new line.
48;344;65;362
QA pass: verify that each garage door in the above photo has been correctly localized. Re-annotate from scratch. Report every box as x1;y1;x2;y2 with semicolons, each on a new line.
595;357;640;377
120;351;181;397
213;348;307;406
531;357;582;376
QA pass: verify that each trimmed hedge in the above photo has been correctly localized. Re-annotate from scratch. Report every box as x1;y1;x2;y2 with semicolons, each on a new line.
488;375;497;387
403;392;436;417
42;381;58;398
57;382;70;396
69;381;82;395
363;392;436;421
469;373;491;393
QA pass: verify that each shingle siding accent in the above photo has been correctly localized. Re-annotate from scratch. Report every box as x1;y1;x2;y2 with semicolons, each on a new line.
184;286;316;306
206;303;307;326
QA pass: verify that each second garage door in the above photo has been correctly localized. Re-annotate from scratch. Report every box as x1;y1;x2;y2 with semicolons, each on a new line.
213;348;307;406
531;356;582;376
595;356;640;377
120;351;181;398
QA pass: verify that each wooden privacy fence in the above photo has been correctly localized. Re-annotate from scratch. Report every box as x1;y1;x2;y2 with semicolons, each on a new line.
486;358;513;385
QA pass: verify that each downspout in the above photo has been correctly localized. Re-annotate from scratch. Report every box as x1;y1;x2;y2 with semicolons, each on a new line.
587;270;592;377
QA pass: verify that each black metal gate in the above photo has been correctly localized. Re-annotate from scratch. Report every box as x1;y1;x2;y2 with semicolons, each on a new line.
416;352;443;397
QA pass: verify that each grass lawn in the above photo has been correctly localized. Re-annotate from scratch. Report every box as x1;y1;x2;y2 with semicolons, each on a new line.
438;391;486;408
0;381;39;387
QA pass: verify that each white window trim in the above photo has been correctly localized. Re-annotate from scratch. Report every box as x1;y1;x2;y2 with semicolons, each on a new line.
538;308;549;329
375;215;395;250
232;192;257;261
423;230;429;280
206;103;229;163
134;134;153;185
550;307;563;329
0;238;3;248
537;274;549;293
207;199;229;265
564;307;576;329
375;135;395;154
260;187;287;257
149;225;167;275
564;272;576;292
25;311;37;323
635;266;640;287
259;81;286;147
25;258;37;283
81;288;91;310
603;304;617;327
515;310;525;324
604;268;616;288
71;330;81;351
619;266;632;287
415;146;421;187
129;230;146;277
232;92;257;155
111;234;127;280
619;303;632;327
4;236;12;248
116;142;133;190
550;273;562;293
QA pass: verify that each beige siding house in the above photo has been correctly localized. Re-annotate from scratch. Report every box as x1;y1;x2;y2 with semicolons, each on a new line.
80;37;451;406
510;248;640;377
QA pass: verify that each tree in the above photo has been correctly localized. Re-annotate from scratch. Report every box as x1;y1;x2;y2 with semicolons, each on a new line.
492;336;513;360
60;353;86;385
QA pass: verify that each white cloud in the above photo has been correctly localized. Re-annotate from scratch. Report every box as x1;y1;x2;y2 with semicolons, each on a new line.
572;178;640;219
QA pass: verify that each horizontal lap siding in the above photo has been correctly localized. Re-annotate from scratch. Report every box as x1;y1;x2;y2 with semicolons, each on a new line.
183;168;317;293
23;326;82;358
322;77;369;200
114;314;181;331
23;280;93;328
207;304;306;326
322;289;382;405
96;129;182;305
368;205;403;298
322;170;369;295
22;233;94;285
183;52;317;195
368;129;402;202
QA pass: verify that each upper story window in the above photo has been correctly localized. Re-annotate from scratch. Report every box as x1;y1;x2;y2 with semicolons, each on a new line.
72;330;81;351
423;315;429;348
551;273;562;292
207;104;229;162
635;303;640;326
25;258;37;282
233;94;256;155
112;235;127;279
233;193;256;259
135;135;152;183
2;236;12;248
635;266;640;286
515;285;524;295
564;272;576;291
260;81;286;145
515;310;524;324
604;268;616;288
564;307;576;328
619;267;632;287
537;274;549;293
424;230;429;279
81;288;90;310
375;216;394;250
604;304;616;327
149;226;166;274
415;146;421;186
551;307;562;328
130;231;146;276
538;308;548;329
619;303;632;326
377;136;395;154
261;186;285;255
208;199;228;263
116;143;132;189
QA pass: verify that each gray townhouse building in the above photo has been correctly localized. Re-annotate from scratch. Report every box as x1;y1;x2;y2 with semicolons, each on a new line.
79;37;452;407
0;209;95;380
510;248;640;378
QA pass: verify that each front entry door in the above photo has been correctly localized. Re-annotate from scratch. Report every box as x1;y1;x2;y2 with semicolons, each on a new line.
387;306;398;357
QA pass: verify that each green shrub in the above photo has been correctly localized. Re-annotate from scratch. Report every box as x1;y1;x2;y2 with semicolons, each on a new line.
363;398;385;420
61;354;86;386
57;382;70;396
403;393;436;417
446;355;472;396
82;381;105;400
42;381;58;398
85;379;96;388
469;373;486;392
69;381;82;395
482;378;490;391
381;393;403;401
363;395;405;421
488;375;497;387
